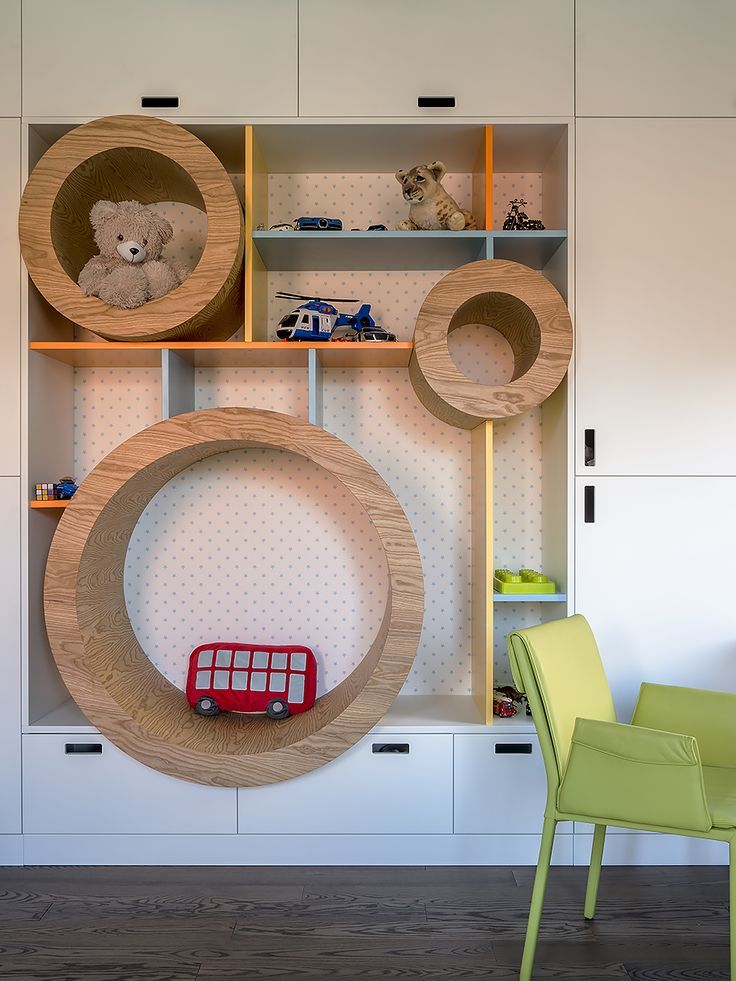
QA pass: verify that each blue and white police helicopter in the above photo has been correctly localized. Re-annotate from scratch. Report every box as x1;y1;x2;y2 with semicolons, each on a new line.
274;292;395;342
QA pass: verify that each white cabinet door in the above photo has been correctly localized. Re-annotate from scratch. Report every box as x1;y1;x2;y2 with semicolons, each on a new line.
576;119;736;476
22;0;297;117
0;120;19;475
239;734;453;834
22;734;237;834
0;1;20;115
455;734;572;834
577;0;736;117
575;477;736;722
299;0;573;118
0;480;20;834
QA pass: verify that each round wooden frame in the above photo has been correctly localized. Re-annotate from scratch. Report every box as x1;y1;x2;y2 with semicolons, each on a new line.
44;408;424;787
19;114;243;342
410;259;573;428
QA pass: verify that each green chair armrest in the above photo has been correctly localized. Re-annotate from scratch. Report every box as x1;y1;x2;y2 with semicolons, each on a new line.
632;682;736;768
558;717;712;832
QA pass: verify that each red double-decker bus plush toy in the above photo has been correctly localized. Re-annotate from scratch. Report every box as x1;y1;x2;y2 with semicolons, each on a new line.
185;643;317;720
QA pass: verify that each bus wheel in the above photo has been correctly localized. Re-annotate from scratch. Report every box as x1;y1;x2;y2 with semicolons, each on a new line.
195;696;220;717
266;699;290;720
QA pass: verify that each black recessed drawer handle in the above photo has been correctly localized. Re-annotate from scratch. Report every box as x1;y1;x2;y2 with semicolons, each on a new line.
584;485;595;524
141;96;179;109
584;428;596;467
372;743;410;754
418;96;455;109
495;743;533;755
65;743;102;755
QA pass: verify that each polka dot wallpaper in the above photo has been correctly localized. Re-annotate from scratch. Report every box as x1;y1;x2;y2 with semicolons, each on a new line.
124;447;389;696
267;173;474;230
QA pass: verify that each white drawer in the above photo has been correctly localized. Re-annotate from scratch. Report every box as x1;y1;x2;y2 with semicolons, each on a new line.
22;735;237;835
239;733;453;834
454;734;572;834
22;0;297;117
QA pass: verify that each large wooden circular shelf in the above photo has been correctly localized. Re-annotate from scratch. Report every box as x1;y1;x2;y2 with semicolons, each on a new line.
410;259;573;428
19;115;243;342
44;408;424;787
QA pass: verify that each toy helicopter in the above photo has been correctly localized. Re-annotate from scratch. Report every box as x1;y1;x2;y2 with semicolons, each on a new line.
274;292;396;342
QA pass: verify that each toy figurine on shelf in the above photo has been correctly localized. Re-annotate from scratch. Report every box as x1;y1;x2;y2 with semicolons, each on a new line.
495;684;532;718
34;476;78;502
274;292;396;343
186;643;317;720
502;198;545;231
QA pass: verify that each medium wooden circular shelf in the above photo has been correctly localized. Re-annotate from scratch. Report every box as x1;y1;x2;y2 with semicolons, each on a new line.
410;259;573;428
19;115;243;342
44;408;424;787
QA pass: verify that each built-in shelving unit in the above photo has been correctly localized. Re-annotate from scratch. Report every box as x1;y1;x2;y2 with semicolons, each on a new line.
23;116;571;739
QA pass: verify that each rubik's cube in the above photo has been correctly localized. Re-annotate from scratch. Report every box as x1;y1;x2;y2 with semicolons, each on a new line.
34;482;57;502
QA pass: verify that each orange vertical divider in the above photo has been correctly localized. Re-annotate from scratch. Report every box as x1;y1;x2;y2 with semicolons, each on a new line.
244;126;268;342
484;125;493;231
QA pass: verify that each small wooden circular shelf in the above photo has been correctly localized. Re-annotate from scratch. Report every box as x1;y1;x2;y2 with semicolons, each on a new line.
44;408;424;787
19;115;243;342
410;259;573;428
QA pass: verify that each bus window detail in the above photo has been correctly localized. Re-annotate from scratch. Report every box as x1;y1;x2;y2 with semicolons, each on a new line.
186;643;317;720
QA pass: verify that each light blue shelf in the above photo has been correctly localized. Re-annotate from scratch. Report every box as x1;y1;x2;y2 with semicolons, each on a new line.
493;593;568;603
252;229;567;272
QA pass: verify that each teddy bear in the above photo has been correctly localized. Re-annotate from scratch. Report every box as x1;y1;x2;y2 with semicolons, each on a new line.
395;161;476;231
77;199;189;309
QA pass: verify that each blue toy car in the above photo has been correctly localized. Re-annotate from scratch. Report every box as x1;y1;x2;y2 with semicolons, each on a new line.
294;217;342;232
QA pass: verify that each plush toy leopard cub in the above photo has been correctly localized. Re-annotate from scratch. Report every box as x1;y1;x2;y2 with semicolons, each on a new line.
395;161;476;231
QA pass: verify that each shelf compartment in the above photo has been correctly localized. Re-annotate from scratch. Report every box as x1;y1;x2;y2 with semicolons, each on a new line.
492;231;567;268
29;341;412;369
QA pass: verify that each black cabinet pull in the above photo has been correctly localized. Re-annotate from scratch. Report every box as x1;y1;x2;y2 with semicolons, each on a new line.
65;743;102;754
417;96;455;109
584;429;596;467
141;96;179;109
584;485;595;523
372;743;410;754
495;743;532;755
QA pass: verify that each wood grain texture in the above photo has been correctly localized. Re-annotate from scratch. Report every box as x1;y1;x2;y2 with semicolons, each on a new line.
410;259;572;428
43;408;424;788
0;867;727;980
19;114;244;342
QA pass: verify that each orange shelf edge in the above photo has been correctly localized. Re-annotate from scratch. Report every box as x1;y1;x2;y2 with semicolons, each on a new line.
30;500;69;509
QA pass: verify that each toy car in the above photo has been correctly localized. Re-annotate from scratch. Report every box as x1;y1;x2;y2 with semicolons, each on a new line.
55;476;78;500
269;222;294;232
294;216;342;231
358;328;396;342
186;643;317;720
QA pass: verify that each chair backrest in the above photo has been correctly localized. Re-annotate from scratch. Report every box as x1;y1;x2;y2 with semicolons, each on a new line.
507;615;616;792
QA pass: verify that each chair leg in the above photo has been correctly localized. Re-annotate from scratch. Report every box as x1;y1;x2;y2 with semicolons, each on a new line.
520;817;557;981
584;824;606;920
730;839;736;981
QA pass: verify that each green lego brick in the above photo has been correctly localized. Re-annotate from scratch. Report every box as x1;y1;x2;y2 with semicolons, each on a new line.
493;568;557;594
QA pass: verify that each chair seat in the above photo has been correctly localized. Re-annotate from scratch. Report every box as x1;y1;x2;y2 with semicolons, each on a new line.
703;766;736;829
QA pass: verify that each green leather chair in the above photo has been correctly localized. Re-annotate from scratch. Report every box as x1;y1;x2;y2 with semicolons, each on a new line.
507;614;736;981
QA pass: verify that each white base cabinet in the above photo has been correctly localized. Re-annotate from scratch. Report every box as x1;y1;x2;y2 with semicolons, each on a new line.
22;735;237;835
239;734;453;835
454;734;571;835
0;479;20;835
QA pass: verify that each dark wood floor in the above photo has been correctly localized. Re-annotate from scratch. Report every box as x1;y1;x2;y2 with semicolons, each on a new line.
0;865;729;980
